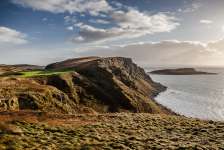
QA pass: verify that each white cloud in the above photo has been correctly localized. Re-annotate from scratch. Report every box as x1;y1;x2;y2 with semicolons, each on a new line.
12;0;112;15
64;15;77;24
112;9;179;34
66;26;74;31
73;9;179;43
64;16;71;22
72;24;126;43
200;20;213;24
110;1;123;8
89;19;110;24
0;26;28;44
73;36;85;42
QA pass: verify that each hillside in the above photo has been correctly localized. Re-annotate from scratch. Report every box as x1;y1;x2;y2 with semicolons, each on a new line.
0;64;43;74
0;57;171;114
0;112;223;149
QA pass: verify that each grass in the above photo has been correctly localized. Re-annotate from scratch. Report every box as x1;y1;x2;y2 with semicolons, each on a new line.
20;70;71;78
2;69;74;78
0;112;224;149
0;67;74;78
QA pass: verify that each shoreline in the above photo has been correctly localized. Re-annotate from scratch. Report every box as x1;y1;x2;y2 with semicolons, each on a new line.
151;86;179;116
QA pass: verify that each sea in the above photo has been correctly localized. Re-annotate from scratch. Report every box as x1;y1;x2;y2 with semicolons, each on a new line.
147;68;224;121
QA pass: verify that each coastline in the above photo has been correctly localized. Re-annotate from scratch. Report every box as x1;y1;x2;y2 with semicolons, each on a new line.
150;82;179;116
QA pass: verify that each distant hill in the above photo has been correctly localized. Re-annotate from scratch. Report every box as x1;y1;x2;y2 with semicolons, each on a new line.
10;64;44;70
0;64;43;75
150;68;217;75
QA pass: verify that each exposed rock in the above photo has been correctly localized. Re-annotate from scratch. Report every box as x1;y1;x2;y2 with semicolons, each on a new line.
0;57;171;114
0;77;77;114
45;57;169;114
0;96;19;111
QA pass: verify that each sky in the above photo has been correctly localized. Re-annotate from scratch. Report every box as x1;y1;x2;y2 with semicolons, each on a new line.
1;0;224;67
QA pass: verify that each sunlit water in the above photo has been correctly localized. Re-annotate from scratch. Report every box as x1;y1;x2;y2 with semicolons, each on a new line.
149;68;224;121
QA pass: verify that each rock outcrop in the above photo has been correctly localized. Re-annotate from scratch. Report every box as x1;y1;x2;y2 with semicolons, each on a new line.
0;57;171;114
0;77;76;113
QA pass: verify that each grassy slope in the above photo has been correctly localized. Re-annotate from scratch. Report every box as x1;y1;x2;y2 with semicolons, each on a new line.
0;68;74;78
0;112;223;150
19;70;74;77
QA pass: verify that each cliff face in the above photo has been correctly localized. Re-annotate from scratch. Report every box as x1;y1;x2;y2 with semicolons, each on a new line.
0;57;169;114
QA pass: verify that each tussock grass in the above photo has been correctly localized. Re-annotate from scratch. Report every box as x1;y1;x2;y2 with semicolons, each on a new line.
0;113;224;149
0;69;74;78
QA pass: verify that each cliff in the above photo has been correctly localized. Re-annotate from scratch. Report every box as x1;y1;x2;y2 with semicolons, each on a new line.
0;57;170;114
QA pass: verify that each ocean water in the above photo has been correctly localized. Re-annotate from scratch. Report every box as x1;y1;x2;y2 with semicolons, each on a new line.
149;68;224;121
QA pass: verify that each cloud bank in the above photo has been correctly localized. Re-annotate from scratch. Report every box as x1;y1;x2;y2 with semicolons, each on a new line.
0;26;27;44
79;39;224;67
72;10;179;44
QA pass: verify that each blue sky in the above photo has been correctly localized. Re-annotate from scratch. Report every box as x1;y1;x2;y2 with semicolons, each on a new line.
1;0;224;66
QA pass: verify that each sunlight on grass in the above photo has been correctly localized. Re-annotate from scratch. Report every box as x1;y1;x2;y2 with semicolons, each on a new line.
20;70;74;77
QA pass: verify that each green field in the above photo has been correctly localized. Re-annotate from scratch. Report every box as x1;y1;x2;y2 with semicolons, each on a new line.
19;70;74;77
0;69;74;78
